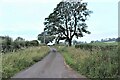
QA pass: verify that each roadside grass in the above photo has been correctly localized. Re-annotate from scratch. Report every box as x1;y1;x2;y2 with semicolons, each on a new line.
2;46;50;79
56;43;118;79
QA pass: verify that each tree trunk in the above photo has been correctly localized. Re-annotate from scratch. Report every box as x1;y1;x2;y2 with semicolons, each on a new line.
68;39;72;46
56;40;59;44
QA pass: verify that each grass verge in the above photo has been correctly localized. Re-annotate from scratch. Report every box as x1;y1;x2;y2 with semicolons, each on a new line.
56;45;118;80
2;46;50;79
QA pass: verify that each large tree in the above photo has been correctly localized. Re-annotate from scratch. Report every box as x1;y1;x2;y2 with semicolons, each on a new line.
44;0;92;46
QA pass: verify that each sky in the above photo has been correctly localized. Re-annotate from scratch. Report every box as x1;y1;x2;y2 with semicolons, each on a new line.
0;0;119;43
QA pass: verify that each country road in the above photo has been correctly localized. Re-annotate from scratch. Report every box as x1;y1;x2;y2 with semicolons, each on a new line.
12;47;87;78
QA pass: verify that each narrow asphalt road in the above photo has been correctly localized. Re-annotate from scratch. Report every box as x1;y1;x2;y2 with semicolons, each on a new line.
12;47;86;78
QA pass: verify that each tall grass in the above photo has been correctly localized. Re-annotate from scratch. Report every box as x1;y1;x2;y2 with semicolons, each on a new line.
57;43;119;79
0;53;2;79
2;46;49;79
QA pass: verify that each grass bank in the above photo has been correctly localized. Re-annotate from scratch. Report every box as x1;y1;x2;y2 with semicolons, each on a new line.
2;46;50;79
56;44;118;79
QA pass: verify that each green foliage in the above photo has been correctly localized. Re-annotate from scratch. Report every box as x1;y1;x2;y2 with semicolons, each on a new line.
38;32;55;44
44;1;92;46
0;36;39;53
2;46;49;79
57;43;118;79
0;36;13;52
116;37;120;42
29;40;39;46
14;37;26;48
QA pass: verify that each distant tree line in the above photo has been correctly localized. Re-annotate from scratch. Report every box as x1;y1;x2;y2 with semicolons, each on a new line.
0;36;39;53
72;37;120;45
116;37;120;42
72;40;87;45
91;37;120;43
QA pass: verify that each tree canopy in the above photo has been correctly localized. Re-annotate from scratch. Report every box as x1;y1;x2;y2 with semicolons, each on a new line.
38;31;55;44
44;0;92;46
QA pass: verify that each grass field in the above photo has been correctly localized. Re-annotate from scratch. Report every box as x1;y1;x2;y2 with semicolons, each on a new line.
56;42;119;79
89;42;118;46
2;46;50;79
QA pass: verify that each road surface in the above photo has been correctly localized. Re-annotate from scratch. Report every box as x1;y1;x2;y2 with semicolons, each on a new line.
12;47;87;78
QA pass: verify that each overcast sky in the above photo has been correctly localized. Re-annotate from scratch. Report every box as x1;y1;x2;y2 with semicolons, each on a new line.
0;0;118;42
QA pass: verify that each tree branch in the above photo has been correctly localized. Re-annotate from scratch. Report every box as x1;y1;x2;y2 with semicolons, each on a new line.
65;16;69;39
71;14;77;39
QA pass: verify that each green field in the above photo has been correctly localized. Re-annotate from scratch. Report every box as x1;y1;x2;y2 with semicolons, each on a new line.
2;46;49;79
56;42;119;79
89;42;118;46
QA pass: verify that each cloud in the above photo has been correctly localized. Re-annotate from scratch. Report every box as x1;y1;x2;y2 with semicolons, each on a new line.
1;0;118;6
1;0;62;4
0;23;42;32
83;0;118;3
2;0;118;4
0;5;2;17
0;23;42;41
0;11;2;17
